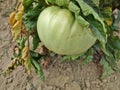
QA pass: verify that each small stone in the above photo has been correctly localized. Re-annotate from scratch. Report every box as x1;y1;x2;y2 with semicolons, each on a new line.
103;88;107;90
65;83;69;87
96;84;100;88
7;78;13;83
99;83;103;86
26;83;36;90
85;88;90;90
65;81;81;90
22;86;27;90
85;80;91;88
96;79;101;83
56;88;60;90
113;76;117;80
86;73;90;76
107;79;110;83
91;81;96;84
37;86;42;90
43;85;53;90
102;79;107;83
52;86;56;90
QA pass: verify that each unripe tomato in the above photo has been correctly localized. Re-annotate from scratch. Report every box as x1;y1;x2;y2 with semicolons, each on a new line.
37;6;96;55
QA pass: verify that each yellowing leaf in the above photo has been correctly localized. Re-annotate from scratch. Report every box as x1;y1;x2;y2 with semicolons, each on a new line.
105;18;112;26
21;46;29;60
24;57;33;74
3;58;19;76
12;20;22;40
103;7;112;16
18;5;24;12
19;0;24;2
9;12;16;26
15;11;23;20
21;46;32;74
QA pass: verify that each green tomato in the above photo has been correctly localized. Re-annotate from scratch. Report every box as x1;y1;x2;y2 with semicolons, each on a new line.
37;6;96;55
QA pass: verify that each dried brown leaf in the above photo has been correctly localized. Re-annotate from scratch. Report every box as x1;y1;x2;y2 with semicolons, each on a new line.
12;20;22;40
9;12;16;26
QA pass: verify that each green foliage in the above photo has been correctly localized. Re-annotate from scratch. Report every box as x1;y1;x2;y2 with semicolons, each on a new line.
30;50;44;60
47;0;70;6
31;58;45;81
61;55;80;61
9;0;120;79
23;0;34;8
23;0;45;51
100;57;115;79
68;1;89;27
81;48;94;64
25;0;120;78
91;0;100;7
32;33;40;50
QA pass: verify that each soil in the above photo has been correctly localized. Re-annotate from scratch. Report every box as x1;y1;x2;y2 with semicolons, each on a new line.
0;0;120;90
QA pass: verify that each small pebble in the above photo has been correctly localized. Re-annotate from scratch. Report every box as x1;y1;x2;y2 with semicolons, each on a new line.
65;83;69;87
102;79;107;83
113;76;117;80
85;80;91;88
47;86;53;89
99;83;103;86
96;84;100;88
56;88;60;90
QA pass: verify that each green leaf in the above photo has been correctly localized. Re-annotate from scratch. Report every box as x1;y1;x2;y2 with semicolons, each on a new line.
102;7;112;17
30;50;43;60
23;2;44;31
24;57;32;72
76;0;108;55
102;7;112;26
108;36;120;50
68;1;80;14
89;20;106;43
76;0;107;34
23;19;36;31
82;48;94;64
16;37;26;49
68;1;89;27
91;0;100;7
88;17;108;55
105;52;120;72
114;50;120;61
61;55;80;61
47;0;70;6
31;58;45;81
100;57;114;79
75;15;90;27
23;0;34;8
33;33;40;50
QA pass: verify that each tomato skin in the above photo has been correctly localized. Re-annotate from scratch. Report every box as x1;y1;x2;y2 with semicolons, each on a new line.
37;6;96;55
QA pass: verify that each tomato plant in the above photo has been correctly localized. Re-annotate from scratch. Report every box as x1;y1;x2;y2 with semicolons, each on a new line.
4;0;120;80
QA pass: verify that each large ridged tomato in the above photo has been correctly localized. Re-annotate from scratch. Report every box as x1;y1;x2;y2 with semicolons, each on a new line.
37;6;96;55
